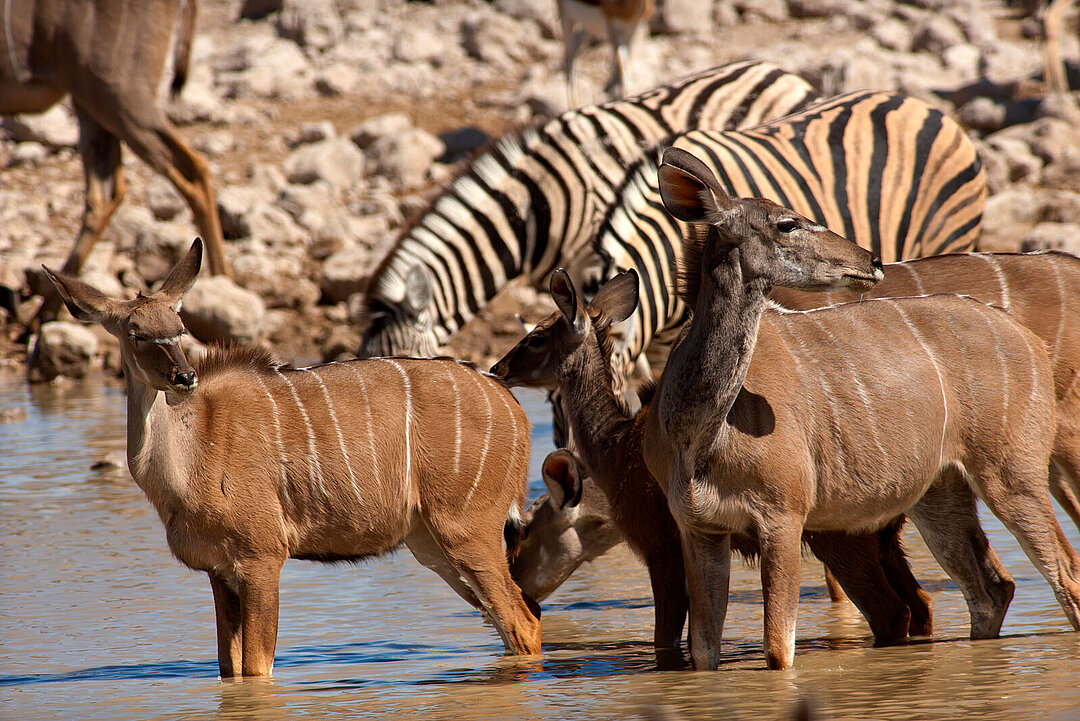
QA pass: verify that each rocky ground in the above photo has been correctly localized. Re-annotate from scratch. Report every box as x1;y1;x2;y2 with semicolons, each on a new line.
1;0;1078;381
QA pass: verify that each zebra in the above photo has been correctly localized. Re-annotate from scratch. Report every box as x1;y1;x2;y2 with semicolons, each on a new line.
357;61;821;358
590;89;987;385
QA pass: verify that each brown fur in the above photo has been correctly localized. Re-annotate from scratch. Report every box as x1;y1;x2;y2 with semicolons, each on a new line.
643;147;1080;670
494;270;933;649
2;0;231;334
43;240;542;678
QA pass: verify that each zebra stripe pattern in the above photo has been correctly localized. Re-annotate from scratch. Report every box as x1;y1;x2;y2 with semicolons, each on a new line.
596;90;987;380
358;61;821;357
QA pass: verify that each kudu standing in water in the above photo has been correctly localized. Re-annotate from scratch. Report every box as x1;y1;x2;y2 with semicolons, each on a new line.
643;147;1080;670
44;239;541;677
493;269;933;649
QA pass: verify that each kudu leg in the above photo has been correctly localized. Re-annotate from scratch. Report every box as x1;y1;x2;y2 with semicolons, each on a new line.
976;465;1080;631
681;530;731;670
806;528;913;644
645;548;689;649
208;570;244;678
27;111;125;332
405;524;482;609
877;520;934;636
238;558;283;677
758;521;804;670
424;518;542;656
1051;413;1080;535
907;479;1014;640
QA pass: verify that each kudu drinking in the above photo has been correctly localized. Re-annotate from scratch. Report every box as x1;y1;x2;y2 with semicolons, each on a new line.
43;239;541;677
493;270;934;649
643;146;1080;670
3;0;231;332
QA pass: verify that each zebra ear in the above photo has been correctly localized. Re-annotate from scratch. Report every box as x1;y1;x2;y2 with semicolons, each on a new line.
550;269;587;339
590;269;639;326
659;147;735;222
403;265;433;315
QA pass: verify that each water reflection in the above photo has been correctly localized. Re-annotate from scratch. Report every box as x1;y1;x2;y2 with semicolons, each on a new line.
1;376;1079;721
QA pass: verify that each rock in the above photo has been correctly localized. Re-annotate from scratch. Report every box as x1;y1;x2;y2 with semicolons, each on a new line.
145;176;187;221
1020;222;1080;255
230;252;319;309
276;0;343;51
652;0;714;33
911;13;965;57
984;136;1043;184
321;324;363;362
239;0;283;20
29;321;99;382
134;225;196;286
734;0;789;23
872;18;913;53
1;104;78;147
321;245;376;304
180;275;265;345
393;26;447;64
350;112;413;150
365;128;444;188
958;97;1008;133
242;203;308;249
216;185;269;239
291;121;337;147
314;63;362;96
283;137;365;190
7;142;48;167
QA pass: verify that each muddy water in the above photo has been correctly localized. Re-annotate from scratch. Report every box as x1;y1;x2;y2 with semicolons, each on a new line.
1;375;1078;721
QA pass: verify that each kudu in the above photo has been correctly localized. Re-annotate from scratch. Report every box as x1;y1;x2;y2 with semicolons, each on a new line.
493;270;933;650
43;239;541;677
643;146;1080;670
2;0;231;332
558;0;655;105
771;250;1080;534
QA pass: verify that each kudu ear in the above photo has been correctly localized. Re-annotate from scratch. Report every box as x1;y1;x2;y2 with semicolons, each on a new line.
41;266;115;323
658;147;736;222
158;238;203;310
549;269;587;339
589;269;639;327
404;265;434;315
541;449;584;510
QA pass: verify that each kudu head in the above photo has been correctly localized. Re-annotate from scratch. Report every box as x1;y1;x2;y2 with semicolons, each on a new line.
491;268;640;389
511;449;623;602
358;264;440;358
43;238;203;400
658;147;884;297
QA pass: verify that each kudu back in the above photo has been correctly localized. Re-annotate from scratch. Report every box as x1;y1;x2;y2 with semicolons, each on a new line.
494;269;935;650
643;146;1080;670
44;239;541;677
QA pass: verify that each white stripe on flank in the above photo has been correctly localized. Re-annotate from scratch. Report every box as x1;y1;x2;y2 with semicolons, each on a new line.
384;360;414;503
1049;259;1066;372
493;381;520;482
974;252;1011;310
896;261;926;295
274;367;327;496
302;368;361;503
890;301;948;467
337;362;382;488
464;372;494;504
253;372;290;505
445;364;463;477
784;326;851;482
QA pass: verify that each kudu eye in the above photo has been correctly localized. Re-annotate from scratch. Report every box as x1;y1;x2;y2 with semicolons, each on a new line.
776;218;799;233
526;334;547;350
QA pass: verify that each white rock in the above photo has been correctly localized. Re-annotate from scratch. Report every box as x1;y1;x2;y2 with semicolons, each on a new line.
283;137;365;191
181;275;265;345
30;321;100;381
366;128;445;189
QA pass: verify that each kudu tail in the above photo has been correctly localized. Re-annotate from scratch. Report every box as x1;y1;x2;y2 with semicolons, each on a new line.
170;0;197;97
503;503;526;562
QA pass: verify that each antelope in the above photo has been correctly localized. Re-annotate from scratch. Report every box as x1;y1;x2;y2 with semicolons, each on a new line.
642;146;1080;670
493;270;934;650
558;0;655;106
43;239;541;677
2;0;231;334
771;250;1080;533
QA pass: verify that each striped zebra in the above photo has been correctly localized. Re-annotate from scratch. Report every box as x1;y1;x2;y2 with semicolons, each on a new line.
357;61;821;357
593;89;987;382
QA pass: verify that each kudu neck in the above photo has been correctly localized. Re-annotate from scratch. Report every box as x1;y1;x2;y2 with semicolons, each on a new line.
558;330;636;475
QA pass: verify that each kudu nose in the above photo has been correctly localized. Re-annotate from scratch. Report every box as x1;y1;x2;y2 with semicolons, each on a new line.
872;256;883;271
174;370;198;388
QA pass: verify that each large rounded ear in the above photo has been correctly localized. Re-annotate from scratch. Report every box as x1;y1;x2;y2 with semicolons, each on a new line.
158;238;203;310
589;269;639;326
41;266;115;323
549;269;587;339
542;449;584;510
658;147;735;222
403;265;434;316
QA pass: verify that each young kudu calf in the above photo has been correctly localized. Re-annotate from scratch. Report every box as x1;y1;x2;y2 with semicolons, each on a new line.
643;147;1080;670
44;240;541;677
493;270;933;650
